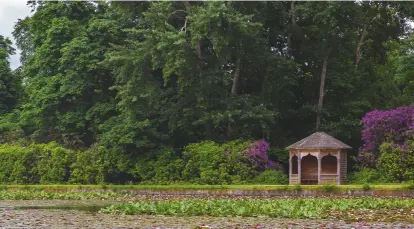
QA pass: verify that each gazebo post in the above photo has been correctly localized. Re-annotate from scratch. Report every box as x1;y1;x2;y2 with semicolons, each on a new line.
298;153;302;185
337;150;341;185
289;153;292;184
317;153;321;185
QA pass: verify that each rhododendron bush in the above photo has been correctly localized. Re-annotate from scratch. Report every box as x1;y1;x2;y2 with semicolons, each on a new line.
358;105;414;168
244;139;280;170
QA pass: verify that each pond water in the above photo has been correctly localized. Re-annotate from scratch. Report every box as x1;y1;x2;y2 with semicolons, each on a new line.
0;200;412;228
13;204;107;213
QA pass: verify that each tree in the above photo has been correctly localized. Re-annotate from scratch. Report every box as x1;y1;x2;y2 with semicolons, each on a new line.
3;1;414;184
0;35;20;114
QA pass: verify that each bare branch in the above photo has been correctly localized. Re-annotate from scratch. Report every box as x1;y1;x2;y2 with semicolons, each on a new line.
180;19;188;32
168;10;188;20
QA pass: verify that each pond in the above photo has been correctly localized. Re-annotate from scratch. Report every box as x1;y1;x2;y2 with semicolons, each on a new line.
0;199;412;228
13;204;107;213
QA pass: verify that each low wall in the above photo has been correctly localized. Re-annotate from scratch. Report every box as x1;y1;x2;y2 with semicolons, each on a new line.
116;189;414;197
6;187;414;197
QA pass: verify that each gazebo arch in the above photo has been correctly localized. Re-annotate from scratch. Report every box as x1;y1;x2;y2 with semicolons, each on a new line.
286;132;351;185
301;154;318;184
321;154;337;174
291;155;298;174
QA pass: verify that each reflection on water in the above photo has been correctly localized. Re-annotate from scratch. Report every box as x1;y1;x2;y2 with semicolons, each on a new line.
13;205;107;213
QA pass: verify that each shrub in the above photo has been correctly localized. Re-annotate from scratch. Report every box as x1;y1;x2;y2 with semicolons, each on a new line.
0;142;75;184
131;148;185;184
182;141;227;184
252;169;288;185
32;142;74;184
244;139;280;170
132;154;155;183
377;142;414;182
0;144;35;184
182;140;258;185
152;148;185;184
0;139;283;185
69;144;106;184
358;105;413;166
268;147;289;167
348;168;382;184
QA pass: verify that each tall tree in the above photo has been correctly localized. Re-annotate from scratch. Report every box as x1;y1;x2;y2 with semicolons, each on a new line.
0;36;20;114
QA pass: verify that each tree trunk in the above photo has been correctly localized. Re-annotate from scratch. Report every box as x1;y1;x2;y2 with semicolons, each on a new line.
231;55;242;95
355;24;367;71
287;1;295;55
184;1;212;139
227;53;242;137
316;55;328;130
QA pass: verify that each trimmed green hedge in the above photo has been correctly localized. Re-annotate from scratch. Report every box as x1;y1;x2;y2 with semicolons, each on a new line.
0;141;288;185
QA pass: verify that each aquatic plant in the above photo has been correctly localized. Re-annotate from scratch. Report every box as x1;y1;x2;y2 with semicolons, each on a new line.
100;197;414;219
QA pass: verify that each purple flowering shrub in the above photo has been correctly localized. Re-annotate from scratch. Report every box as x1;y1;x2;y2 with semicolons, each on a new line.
358;105;414;167
244;139;280;170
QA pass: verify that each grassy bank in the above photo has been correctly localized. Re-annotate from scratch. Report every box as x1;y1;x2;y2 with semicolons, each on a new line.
1;184;413;191
99;197;414;219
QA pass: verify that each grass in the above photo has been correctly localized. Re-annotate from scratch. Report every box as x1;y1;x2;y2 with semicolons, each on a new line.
99;197;414;219
1;184;412;191
321;184;339;192
362;183;372;191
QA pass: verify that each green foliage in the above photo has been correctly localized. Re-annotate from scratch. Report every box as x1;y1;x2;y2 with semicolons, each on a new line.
348;168;383;184
0;142;75;184
406;182;414;190
293;184;302;191
362;183;372;191
252;169;288;185
0;140;289;185
153;149;185;184
182;140;254;185
69;144;106;184
321;184;339;192
0;35;20;115
268;148;289;166
132;147;184;184
100;198;414;218
378;142;414;182
32;142;74;184
0;144;35;184
1;1;413;184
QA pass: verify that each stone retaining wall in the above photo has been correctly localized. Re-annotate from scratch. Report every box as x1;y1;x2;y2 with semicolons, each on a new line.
115;189;414;197
8;188;414;197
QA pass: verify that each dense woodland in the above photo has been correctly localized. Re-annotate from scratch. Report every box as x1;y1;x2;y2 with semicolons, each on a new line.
0;1;413;184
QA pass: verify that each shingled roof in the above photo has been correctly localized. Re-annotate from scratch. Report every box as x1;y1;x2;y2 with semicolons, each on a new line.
286;132;352;150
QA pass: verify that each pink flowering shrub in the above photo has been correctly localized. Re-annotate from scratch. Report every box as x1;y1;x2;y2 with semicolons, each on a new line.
358;105;414;166
244;139;280;170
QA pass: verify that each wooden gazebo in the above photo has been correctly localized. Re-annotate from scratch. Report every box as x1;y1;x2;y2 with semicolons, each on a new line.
286;132;351;185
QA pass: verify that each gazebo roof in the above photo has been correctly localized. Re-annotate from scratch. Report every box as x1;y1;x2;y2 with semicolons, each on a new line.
286;132;352;150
